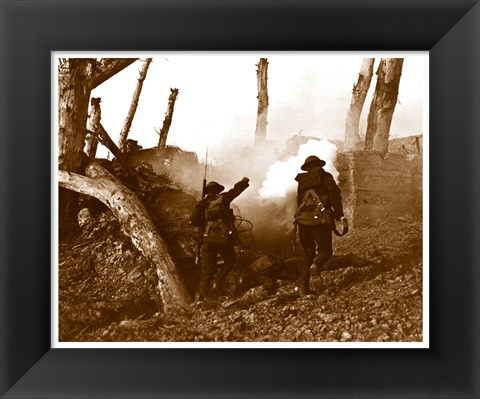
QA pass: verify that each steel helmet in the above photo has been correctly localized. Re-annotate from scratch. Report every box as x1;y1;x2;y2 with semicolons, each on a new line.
205;181;225;193
301;155;326;171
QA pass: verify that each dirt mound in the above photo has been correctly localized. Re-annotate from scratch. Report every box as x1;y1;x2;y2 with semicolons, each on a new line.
59;212;159;341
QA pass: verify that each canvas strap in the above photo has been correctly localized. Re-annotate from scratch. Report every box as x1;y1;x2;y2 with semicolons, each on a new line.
297;189;325;212
295;189;348;237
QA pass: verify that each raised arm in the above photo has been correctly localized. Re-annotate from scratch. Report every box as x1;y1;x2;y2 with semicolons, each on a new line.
222;177;250;204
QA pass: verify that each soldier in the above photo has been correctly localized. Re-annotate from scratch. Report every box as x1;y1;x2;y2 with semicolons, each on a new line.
190;177;250;303
294;155;347;295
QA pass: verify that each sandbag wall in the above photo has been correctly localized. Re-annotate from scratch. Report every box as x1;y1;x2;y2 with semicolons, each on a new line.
336;151;423;227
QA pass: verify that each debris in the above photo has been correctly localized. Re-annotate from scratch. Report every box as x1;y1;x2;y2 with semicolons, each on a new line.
341;331;352;342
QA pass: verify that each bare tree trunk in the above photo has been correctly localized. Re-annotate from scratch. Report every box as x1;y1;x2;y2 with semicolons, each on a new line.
58;59;95;174
344;58;374;151
254;58;269;147
58;58;137;173
157;88;179;149
84;97;102;158
118;58;153;153
58;59;97;228
58;58;137;227
58;162;192;312
364;58;404;153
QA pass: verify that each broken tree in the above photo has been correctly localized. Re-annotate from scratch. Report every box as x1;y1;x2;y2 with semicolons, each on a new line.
344;58;375;151
58;58;137;174
254;58;269;147
364;58;404;153
118;58;153;153
58;58;137;223
84;97;102;158
157;88;179;149
58;161;192;312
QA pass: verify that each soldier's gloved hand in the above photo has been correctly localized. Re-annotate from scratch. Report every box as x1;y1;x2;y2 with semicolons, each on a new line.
242;177;250;183
340;217;349;234
334;216;349;236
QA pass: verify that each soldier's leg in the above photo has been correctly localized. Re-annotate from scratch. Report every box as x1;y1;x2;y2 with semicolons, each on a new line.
304;225;332;294
312;225;333;270
215;243;236;287
298;225;316;294
198;243;218;300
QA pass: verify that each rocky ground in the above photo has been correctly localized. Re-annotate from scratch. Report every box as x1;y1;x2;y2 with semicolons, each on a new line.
59;208;423;344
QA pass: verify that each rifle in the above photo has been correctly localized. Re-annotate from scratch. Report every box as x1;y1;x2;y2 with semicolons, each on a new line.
195;148;208;265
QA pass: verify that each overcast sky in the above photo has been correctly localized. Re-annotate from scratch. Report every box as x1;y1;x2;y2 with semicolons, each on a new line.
57;52;428;160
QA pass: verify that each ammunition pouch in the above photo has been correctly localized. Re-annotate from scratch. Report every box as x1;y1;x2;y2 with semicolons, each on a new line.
203;219;231;244
294;189;335;229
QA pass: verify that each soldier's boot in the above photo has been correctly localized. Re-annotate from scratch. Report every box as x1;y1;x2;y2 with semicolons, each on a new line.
209;281;221;298
310;264;326;294
193;293;205;311
299;269;313;296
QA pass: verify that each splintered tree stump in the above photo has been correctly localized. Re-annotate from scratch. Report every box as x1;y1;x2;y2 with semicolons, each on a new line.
344;58;374;151
118;58;153;153
84;97;102;158
364;58;404;153
254;58;269;147
58;58;137;226
157;88;179;149
58;58;137;174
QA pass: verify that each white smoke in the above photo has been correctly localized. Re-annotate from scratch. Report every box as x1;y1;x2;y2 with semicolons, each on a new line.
258;138;338;199
167;137;340;254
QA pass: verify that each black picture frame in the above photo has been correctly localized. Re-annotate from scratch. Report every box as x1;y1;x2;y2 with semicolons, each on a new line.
1;0;479;398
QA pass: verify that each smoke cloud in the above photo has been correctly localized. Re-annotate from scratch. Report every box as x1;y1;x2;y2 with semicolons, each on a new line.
258;139;339;200
189;137;340;255
152;136;339;255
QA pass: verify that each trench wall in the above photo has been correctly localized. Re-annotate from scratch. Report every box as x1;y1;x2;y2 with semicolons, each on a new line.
336;150;423;227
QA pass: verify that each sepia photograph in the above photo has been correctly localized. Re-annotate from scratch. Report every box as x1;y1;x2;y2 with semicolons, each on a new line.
54;52;428;348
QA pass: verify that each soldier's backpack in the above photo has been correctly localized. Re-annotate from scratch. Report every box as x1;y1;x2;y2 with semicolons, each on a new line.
189;195;228;229
294;189;334;228
205;195;227;221
203;195;236;244
294;169;334;228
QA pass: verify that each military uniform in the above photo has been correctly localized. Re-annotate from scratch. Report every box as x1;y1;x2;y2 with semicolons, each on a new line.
191;178;249;301
295;156;345;295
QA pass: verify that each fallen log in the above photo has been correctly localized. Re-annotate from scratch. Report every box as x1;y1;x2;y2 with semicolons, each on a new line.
58;161;191;312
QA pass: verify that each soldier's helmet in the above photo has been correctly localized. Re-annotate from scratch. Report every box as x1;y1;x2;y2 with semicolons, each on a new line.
301;155;326;171
205;181;225;194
